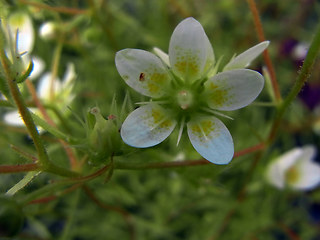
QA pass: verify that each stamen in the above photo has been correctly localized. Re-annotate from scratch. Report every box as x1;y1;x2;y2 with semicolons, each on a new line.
135;100;169;105
176;117;185;146
202;107;233;120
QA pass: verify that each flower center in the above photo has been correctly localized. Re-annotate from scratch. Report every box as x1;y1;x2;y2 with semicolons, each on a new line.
286;166;300;185
177;90;193;110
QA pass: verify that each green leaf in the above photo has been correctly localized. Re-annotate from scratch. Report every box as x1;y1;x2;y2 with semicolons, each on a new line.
6;171;41;196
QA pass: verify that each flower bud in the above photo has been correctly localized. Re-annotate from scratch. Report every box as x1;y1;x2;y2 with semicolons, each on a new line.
87;107;122;164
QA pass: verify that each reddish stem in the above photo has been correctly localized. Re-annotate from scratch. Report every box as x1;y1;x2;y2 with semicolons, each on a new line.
19;0;88;15
0;163;40;173
116;143;265;170
25;79;79;170
247;0;281;102
28;183;82;204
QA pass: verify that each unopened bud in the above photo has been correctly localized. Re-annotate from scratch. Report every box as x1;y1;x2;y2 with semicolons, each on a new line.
87;107;122;164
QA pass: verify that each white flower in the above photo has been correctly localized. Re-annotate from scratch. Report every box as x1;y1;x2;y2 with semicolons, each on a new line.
37;63;76;105
5;12;44;80
3;63;76;127
115;17;268;164
7;12;34;55
266;146;320;190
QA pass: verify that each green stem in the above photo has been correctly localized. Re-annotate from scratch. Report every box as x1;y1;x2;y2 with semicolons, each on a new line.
0;48;51;169
45;163;80;177
268;23;320;142
0;40;79;178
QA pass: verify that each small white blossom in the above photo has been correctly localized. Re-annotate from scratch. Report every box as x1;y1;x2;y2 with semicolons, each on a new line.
266;146;320;190
116;17;268;164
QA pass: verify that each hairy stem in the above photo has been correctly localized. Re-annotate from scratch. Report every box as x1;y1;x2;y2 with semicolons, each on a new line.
247;0;282;102
18;0;89;15
0;46;51;169
114;143;265;170
0;163;40;174
268;23;320;142
26;79;79;170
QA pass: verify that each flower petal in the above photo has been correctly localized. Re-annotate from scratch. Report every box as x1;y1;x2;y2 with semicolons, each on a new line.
37;73;61;101
266;148;303;189
223;41;269;71
187;116;233;164
153;47;170;67
290;146;320;190
28;56;45;80
169;17;214;81
3;111;25;126
205;69;264;111
60;63;76;104
3;108;37;126
121;104;176;148
292;161;320;190
115;49;171;98
8;12;34;54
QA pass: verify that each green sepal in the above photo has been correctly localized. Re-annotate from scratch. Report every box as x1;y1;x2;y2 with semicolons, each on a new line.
16;60;33;83
87;107;122;165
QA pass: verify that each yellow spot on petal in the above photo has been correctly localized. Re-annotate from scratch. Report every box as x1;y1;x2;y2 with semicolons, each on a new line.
175;61;199;76
173;47;201;78
209;83;218;90
209;88;230;107
147;82;160;94
151;108;172;129
191;119;216;142
150;72;167;84
144;72;168;94
286;166;300;184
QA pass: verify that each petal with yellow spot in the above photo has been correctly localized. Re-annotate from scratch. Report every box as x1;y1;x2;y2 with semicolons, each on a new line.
187;116;233;164
115;49;171;98
169;17;213;81
121;104;176;148
205;69;264;111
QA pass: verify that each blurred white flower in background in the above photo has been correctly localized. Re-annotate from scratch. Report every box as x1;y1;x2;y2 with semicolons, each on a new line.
2;12;76;128
39;21;57;41
37;63;76;105
266;146;320;190
3;63;76;127
7;12;34;55
4;12;45;80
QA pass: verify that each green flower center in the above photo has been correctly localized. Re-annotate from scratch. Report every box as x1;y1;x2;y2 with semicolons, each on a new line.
177;89;193;110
